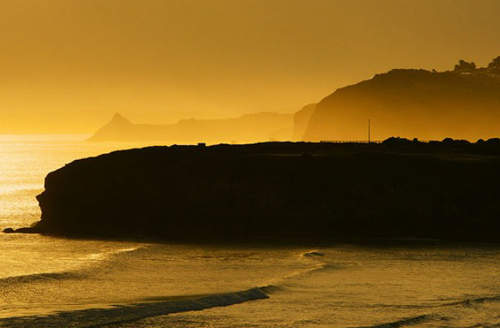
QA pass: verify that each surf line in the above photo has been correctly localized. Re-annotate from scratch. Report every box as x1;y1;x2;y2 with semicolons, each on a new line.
0;286;273;328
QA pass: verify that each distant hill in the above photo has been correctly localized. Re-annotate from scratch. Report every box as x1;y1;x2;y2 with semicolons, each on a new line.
292;103;316;140
304;56;500;141
89;112;294;144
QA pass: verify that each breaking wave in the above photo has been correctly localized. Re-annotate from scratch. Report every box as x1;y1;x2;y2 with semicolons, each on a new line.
300;250;325;258
353;314;439;328
0;246;142;287
444;294;500;307
0;248;329;328
0;286;273;328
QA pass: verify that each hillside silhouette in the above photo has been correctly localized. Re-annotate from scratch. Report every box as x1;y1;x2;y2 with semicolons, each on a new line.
14;138;500;242
89;112;294;144
303;56;500;141
293;104;316;140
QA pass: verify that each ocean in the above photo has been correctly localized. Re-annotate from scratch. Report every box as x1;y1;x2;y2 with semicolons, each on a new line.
1;135;500;328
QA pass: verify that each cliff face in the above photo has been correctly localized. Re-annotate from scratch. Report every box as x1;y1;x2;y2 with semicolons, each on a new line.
34;141;500;241
304;68;500;141
88;112;293;144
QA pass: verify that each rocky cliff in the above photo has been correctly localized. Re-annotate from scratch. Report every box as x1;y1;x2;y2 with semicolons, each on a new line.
31;140;500;242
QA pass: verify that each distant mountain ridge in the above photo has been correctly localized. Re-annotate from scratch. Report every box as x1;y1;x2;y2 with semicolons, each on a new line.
89;56;500;143
89;112;294;144
304;56;500;141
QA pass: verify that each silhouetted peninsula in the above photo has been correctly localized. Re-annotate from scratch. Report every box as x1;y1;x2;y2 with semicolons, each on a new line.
304;56;500;141
21;139;500;242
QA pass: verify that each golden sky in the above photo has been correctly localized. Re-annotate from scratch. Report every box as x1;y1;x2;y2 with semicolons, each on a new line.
1;0;500;133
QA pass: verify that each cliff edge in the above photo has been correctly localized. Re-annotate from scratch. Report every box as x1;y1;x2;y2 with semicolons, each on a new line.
29;140;500;242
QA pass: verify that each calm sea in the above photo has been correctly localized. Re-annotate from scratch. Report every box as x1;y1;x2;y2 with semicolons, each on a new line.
1;135;500;328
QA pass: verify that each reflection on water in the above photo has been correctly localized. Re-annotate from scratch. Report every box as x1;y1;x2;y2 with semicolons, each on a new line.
2;241;500;328
0;134;165;228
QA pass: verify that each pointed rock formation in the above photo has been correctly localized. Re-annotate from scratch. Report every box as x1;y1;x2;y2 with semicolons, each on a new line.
109;113;132;125
88;112;294;144
87;113;135;141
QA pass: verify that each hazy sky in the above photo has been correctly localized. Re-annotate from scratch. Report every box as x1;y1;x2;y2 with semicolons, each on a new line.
1;0;500;133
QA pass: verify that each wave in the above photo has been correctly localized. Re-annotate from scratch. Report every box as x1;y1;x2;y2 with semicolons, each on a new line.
0;286;273;328
353;314;440;328
83;246;142;262
0;246;143;287
0;248;327;327
0;271;80;286
354;294;500;328
300;250;325;258
282;261;330;280
373;293;500;311
444;294;500;307
254;249;331;290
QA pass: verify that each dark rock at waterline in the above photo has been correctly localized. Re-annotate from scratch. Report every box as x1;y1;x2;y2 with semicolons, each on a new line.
14;227;39;233
3;227;39;234
28;140;500;242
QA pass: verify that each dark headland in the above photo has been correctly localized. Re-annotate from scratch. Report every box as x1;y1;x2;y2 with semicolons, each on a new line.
10;138;500;242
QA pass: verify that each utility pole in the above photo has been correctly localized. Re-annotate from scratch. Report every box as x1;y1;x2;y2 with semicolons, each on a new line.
368;119;371;144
